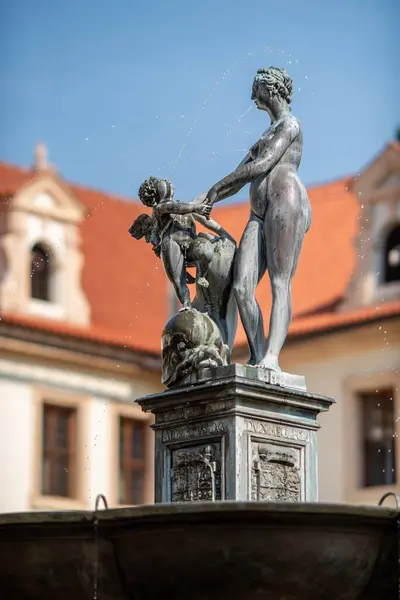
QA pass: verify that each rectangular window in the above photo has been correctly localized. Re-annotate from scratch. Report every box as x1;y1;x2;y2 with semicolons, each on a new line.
360;389;396;487
119;417;146;505
42;404;77;497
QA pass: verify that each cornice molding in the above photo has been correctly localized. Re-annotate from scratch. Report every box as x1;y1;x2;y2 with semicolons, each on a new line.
0;322;161;374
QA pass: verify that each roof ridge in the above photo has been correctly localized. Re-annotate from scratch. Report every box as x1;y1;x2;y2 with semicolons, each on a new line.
0;160;33;175
70;179;140;206
304;175;353;192
0;159;142;207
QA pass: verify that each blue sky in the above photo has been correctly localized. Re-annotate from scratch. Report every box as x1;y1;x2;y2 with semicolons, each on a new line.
0;0;399;202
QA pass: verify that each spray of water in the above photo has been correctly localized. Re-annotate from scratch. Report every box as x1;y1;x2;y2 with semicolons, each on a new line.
168;44;306;174
82;44;310;214
225;105;253;137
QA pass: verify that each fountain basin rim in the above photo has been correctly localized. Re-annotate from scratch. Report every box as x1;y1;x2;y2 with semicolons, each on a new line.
0;500;397;529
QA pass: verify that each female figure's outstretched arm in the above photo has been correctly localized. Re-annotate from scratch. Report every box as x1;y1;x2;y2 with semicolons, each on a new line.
213;150;254;201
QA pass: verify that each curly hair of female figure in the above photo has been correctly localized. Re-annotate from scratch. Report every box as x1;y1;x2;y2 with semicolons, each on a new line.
254;66;293;104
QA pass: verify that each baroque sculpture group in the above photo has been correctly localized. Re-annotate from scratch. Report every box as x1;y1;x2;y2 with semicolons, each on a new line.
129;67;311;387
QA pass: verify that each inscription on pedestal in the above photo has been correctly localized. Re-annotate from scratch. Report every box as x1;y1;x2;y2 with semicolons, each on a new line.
171;442;222;502
251;442;301;502
163;420;227;442
245;419;310;443
158;400;235;424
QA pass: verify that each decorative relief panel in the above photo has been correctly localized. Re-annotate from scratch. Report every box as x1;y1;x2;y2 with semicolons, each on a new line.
251;442;301;502
171;442;222;502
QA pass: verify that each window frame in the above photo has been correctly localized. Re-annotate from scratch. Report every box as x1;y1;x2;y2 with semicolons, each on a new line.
119;416;147;505
32;388;88;510
383;223;400;284
110;402;154;507
30;243;52;302
27;238;67;321
41;403;77;498
359;388;396;488
343;371;400;505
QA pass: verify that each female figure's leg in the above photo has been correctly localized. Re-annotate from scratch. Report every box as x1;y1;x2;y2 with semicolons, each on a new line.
233;214;267;365
161;238;191;308
260;173;308;370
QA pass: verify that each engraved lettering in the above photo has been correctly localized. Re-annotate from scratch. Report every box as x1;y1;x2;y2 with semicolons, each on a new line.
162;420;227;442
158;401;234;424
270;371;277;385
245;419;309;443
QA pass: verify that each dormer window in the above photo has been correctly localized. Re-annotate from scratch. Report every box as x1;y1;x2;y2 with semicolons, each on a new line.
384;224;400;284
0;144;91;325
31;243;51;301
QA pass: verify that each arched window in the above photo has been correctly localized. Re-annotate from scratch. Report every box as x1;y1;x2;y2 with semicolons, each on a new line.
31;243;51;301
384;225;400;284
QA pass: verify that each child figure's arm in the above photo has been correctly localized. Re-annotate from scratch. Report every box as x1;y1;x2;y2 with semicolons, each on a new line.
155;200;211;217
193;213;236;245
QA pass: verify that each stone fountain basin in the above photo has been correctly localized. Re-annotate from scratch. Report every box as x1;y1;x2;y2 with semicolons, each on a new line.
0;502;397;600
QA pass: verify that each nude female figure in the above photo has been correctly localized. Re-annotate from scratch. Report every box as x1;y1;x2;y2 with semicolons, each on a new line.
203;67;312;371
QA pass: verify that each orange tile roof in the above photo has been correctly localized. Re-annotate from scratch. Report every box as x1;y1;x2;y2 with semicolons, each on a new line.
0;152;399;355
0;162;168;354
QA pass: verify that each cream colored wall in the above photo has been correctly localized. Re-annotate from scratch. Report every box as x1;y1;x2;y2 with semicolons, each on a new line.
1;320;399;512
0;356;159;513
0;379;34;513
279;320;400;505
87;397;112;507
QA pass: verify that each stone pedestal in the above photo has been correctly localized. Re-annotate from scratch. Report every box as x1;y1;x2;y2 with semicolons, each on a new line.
137;364;335;504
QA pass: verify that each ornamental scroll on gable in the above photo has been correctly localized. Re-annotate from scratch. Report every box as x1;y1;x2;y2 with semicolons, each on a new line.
251;443;301;502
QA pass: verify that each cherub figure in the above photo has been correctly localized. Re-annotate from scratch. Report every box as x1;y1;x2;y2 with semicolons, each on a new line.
129;176;234;309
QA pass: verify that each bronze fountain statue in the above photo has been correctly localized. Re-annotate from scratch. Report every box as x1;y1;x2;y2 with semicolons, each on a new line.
0;67;397;600
130;66;312;385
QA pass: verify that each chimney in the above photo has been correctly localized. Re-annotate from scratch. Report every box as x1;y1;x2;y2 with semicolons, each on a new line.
33;142;49;171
